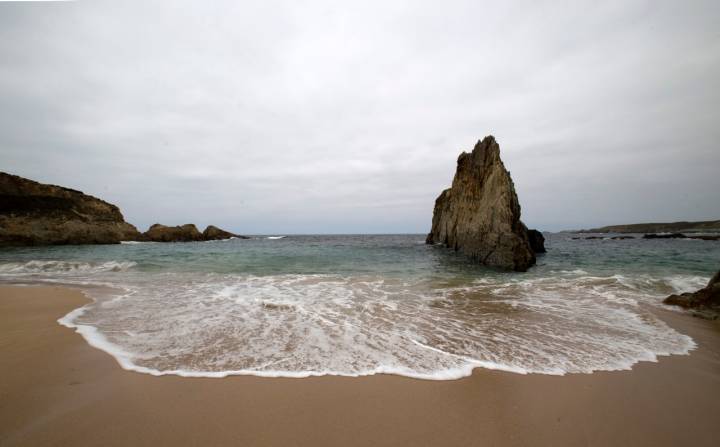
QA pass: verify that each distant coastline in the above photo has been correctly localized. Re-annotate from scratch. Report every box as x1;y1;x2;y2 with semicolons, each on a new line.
578;220;720;234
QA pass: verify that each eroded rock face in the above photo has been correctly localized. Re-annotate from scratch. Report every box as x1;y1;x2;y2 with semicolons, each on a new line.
0;172;141;246
426;136;536;271
664;270;720;309
143;224;204;242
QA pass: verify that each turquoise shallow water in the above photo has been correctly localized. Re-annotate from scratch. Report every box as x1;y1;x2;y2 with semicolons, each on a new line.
2;233;717;277
1;233;718;379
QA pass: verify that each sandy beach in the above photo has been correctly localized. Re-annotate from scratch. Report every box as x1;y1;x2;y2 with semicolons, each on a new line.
1;285;719;447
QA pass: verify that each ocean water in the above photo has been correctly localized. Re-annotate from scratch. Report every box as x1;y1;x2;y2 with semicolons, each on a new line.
1;233;718;380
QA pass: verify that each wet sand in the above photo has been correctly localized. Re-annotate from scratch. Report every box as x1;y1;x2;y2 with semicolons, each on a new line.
1;285;719;447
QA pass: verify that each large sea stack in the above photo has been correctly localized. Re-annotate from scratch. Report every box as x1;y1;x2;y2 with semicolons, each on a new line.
0;172;141;246
426;136;538;271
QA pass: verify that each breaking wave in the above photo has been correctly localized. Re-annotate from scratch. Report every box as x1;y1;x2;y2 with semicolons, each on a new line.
0;260;137;274
56;271;699;380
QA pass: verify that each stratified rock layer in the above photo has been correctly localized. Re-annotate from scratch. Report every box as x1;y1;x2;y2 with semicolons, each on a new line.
426;136;536;271
0;172;141;246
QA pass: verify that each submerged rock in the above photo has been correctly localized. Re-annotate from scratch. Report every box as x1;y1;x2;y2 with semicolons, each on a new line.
0;172;141;246
426;136;536;271
643;233;687;239
143;223;204;242
664;270;720;310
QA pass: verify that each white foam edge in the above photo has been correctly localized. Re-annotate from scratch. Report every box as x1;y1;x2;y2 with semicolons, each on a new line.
52;308;699;380
58;301;696;381
55;288;698;382
57;294;532;380
201;237;239;243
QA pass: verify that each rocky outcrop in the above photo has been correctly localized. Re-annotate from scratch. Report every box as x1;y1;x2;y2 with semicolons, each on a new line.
643;233;719;241
664;270;720;310
0;172;141;246
689;235;720;241
572;235;636;240
643;233;686;239
143;224;204;242
527;229;546;253
426;136;536;271
0;172;251;246
202;225;248;240
141;224;247;242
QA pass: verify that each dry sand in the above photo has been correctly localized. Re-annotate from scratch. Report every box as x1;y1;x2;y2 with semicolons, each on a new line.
1;285;719;447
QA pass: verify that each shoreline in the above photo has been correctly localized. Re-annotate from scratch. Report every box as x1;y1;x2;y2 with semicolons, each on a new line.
30;280;699;380
2;285;719;446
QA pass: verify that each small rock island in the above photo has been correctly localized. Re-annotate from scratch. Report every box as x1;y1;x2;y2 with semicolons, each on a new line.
426;136;543;271
141;223;248;242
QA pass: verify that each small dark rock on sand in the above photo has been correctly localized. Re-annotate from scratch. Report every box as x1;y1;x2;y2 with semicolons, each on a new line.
664;270;720;319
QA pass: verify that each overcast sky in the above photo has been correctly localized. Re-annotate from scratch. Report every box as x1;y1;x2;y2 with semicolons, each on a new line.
1;0;718;233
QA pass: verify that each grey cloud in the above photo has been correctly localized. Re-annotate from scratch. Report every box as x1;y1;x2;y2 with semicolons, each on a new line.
1;0;718;234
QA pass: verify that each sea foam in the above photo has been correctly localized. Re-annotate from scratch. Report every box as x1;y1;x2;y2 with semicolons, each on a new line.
54;271;698;380
0;260;137;274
